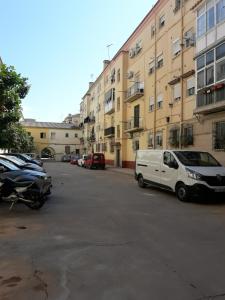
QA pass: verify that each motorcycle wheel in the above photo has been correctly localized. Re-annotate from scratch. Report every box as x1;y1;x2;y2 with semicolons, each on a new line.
24;191;46;210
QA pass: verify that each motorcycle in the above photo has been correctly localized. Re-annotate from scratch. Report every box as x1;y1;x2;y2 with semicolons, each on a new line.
0;177;46;210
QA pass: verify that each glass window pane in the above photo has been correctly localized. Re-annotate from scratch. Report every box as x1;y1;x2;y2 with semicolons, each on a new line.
206;66;214;85
216;0;225;23
216;43;225;60
197;14;206;37
216;85;225;102
207;7;215;30
216;59;225;81
197;70;205;88
206;50;214;64
197;55;205;69
197;93;205;107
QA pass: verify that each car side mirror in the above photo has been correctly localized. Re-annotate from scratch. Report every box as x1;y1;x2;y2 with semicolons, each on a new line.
168;161;179;169
0;166;6;173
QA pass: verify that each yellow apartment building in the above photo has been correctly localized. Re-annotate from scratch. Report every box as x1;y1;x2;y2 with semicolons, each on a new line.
80;0;225;168
21;119;82;160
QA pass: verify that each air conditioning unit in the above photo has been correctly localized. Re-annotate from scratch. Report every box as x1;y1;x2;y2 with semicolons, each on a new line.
127;71;134;79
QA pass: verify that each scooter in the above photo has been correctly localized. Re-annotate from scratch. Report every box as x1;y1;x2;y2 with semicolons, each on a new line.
0;177;46;210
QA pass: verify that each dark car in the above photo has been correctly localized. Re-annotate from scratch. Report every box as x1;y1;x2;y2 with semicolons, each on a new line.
0;155;45;173
84;153;105;169
0;159;52;196
4;153;43;167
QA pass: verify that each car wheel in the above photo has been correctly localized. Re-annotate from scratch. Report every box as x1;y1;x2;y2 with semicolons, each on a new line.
176;183;190;202
138;175;146;188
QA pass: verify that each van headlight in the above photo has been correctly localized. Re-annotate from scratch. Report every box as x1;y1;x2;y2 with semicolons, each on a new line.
186;168;202;180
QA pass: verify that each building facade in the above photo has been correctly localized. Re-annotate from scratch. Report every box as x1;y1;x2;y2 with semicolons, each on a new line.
80;0;225;167
21;119;83;160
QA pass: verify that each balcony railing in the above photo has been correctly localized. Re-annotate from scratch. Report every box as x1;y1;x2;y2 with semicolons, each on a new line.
105;100;115;115
125;82;144;103
194;84;225;115
104;126;115;137
124;117;144;133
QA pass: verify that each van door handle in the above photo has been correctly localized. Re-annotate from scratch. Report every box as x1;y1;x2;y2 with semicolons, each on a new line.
155;169;159;172
161;170;166;173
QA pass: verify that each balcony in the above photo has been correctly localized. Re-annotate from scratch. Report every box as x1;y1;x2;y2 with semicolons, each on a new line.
124;117;144;133
105;100;115;115
104;126;115;137
194;84;225;115
84;116;95;124
125;82;144;103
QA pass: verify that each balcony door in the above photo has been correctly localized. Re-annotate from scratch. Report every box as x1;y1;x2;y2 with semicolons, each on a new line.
134;105;140;128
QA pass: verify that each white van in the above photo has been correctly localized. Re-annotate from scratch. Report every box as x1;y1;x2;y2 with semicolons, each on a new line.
135;150;225;201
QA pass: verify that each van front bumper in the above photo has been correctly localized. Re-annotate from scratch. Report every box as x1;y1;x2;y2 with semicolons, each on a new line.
188;183;225;196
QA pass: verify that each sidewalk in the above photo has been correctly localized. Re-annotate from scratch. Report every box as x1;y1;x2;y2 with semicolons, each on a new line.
106;165;134;176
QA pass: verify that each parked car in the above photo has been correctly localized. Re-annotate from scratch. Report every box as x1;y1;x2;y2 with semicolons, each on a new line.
4;153;43;167
61;154;71;162
70;155;80;165
84;153;105;169
0;159;52;196
135;150;225;202
77;155;87;167
0;155;45;173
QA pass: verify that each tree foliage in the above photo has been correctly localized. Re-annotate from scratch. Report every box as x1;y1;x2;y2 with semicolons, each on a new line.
0;64;31;151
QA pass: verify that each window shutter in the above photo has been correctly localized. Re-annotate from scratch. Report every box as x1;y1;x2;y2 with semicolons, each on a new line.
157;94;163;103
187;77;195;90
149;97;154;105
173;39;181;55
174;83;181;99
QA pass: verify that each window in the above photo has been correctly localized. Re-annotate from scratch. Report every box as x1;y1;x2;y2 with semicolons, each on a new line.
216;59;225;81
133;140;139;151
117;69;121;82
207;6;215;30
197;13;206;37
148;132;154;147
216;0;225;23
157;94;163;109
159;15;165;29
110;142;114;153
65;133;69;138
169;128;180;147
117;97;120;111
184;29;195;48
149;97;154;112
182;126;194;146
216;84;225;102
40;132;46;139
156;132;163;148
173;83;181;101
156;54;164;69
163;152;178;166
65;145;70;154
187;77;195;96
216;43;225;60
206;50;214;65
197;55;205;70
74;133;78;138
197;70;205;89
117;125;120;138
172;39;181;56
51;132;56;139
214;121;225;150
148;60;155;75
206;66;214;85
174;0;181;12
151;25;155;37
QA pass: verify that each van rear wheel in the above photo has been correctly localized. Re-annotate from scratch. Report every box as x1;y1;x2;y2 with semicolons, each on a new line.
176;183;190;202
138;175;146;188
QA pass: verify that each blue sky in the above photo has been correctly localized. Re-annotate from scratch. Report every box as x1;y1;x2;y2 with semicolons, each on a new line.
0;0;155;122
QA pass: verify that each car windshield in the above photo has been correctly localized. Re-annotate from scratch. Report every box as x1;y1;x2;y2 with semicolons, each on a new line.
21;154;32;161
6;156;26;166
174;151;221;167
0;159;19;171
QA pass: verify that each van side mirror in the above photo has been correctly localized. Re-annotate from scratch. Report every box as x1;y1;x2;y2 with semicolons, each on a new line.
168;161;179;169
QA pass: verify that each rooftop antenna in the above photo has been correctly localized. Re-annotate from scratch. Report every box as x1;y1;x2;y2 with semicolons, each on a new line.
90;73;94;81
107;43;113;61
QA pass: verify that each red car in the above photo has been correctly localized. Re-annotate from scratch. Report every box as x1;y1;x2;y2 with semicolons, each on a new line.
84;153;105;170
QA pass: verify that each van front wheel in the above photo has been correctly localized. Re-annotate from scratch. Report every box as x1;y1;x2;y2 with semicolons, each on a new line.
138;175;146;188
176;183;190;202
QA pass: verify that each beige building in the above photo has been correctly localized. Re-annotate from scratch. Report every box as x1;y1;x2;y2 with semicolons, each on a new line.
21;119;82;160
80;0;225;167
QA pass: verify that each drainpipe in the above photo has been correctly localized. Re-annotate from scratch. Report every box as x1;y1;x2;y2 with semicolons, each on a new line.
179;0;184;149
153;15;157;149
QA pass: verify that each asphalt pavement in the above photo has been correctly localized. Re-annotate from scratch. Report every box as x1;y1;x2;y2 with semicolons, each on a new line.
1;162;225;300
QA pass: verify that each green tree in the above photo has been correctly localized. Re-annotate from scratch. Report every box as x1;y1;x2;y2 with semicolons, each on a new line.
0;64;30;150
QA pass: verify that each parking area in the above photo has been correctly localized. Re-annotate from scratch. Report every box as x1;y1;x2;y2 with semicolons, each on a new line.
1;162;225;300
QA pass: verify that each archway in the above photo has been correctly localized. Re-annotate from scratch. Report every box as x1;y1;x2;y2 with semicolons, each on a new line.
41;147;55;159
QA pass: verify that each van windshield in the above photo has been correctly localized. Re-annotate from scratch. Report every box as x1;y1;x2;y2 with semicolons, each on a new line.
174;151;221;167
